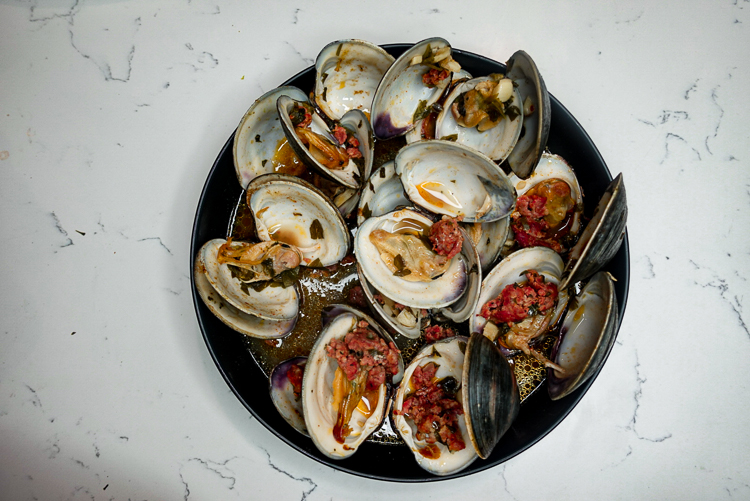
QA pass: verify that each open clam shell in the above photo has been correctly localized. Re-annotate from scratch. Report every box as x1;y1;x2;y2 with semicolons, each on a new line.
462;332;520;459
436;226;482;324
505;50;551;179
198;239;299;321
469;246;566;337
355;208;467;309
270;357;308;435
246;174;350;267
302;306;403;459
548;272;619;400
462;218;511;274
193;254;297;338
233;86;309;189
392;336;478;475
395;140;516;223
356;160;410;226
560;173;627;290
371;37;455;140
314;39;395;121
277;96;371;189
434;76;524;162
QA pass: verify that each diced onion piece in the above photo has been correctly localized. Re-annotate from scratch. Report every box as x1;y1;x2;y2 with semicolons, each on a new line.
410;55;423;66
432;46;451;62
443;60;462;73
483;321;500;342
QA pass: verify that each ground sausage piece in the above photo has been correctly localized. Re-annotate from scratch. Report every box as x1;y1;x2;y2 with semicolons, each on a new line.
422;68;450;87
286;362;304;399
332;125;348;144
398;362;466;452
429;216;464;259
479;270;558;324
325;320;401;391
424;325;456;343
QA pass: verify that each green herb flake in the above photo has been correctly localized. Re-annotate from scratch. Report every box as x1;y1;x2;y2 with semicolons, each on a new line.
379;168;386;178
262;159;268;167
321;72;328;83
393;254;412;277
368;180;375;192
361;203;372;220
430;346;442;358
322;87;328;102
413;100;430;123
458;340;467;354
255;134;262;142
440;134;458;142
308;258;323;268
310;219;325;240
505;105;521;122
336;44;342;56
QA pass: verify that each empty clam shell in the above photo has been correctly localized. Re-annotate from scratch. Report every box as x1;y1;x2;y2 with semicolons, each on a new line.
356;160;410;226
270;357;308;435
548;271;619;400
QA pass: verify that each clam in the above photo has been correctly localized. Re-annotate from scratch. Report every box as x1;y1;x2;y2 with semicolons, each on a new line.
302;305;403;459
246;174;350;267
357;265;426;339
277;97;373;189
433;76;524;162
462;218;511;274
395;140;516;223
392;334;519;475
193;252;297;338
314;39;395;121
371;37;460;140
198;238;300;321
560;173;627;289
233;86;310;189
355;208;467;309
505;50;551;179
506;153;584;255
270;357;308;434
548;271;619;400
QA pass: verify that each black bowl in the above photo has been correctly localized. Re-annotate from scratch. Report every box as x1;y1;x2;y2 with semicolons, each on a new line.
190;44;630;482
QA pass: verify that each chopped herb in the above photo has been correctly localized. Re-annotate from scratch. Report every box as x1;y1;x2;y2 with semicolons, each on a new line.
336;44;342;56
393;254;412;277
262;159;268;167
322;87;327;102
321;72;328;83
352;170;362;183
458;340;467;353
379;168;386;178
505;105;521;122
430;346;442;358
293;212;302;216
486;237;491;245
255;134;262;142
440;134;458;142
358;120;363;128
276;266;300;288
310;219;325;240
308;258;323;268
368;180;375;192
412;100;430;123
361;203;372;219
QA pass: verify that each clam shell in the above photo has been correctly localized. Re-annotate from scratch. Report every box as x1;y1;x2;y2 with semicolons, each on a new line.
302;307;402;459
434;76;523;162
314;39;395;121
548;272;619;400
462;332;520;459
371;37;454;140
193;255;297;338
354;208;467;309
357;264;425;339
198;239;299;321
560;173;627;289
356;160;410;227
395;140;516;223
247;174;350;267
233;86;309;189
392;336;478;476
269;357;308;435
277;96;368;189
505;50;551;179
462;218;510;274
436;226;482;324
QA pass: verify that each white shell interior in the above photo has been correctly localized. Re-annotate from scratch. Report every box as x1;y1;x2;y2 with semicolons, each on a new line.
248;177;349;267
199;239;299;321
233;86;308;189
434;77;523;162
357;161;410;226
315;40;395;121
392;337;478;476
302;312;388;459
354;209;467;309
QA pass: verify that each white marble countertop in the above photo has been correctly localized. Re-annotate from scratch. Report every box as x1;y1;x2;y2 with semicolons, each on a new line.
2;0;749;499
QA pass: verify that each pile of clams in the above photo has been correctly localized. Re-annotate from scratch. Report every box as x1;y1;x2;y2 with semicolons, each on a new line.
193;38;627;476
